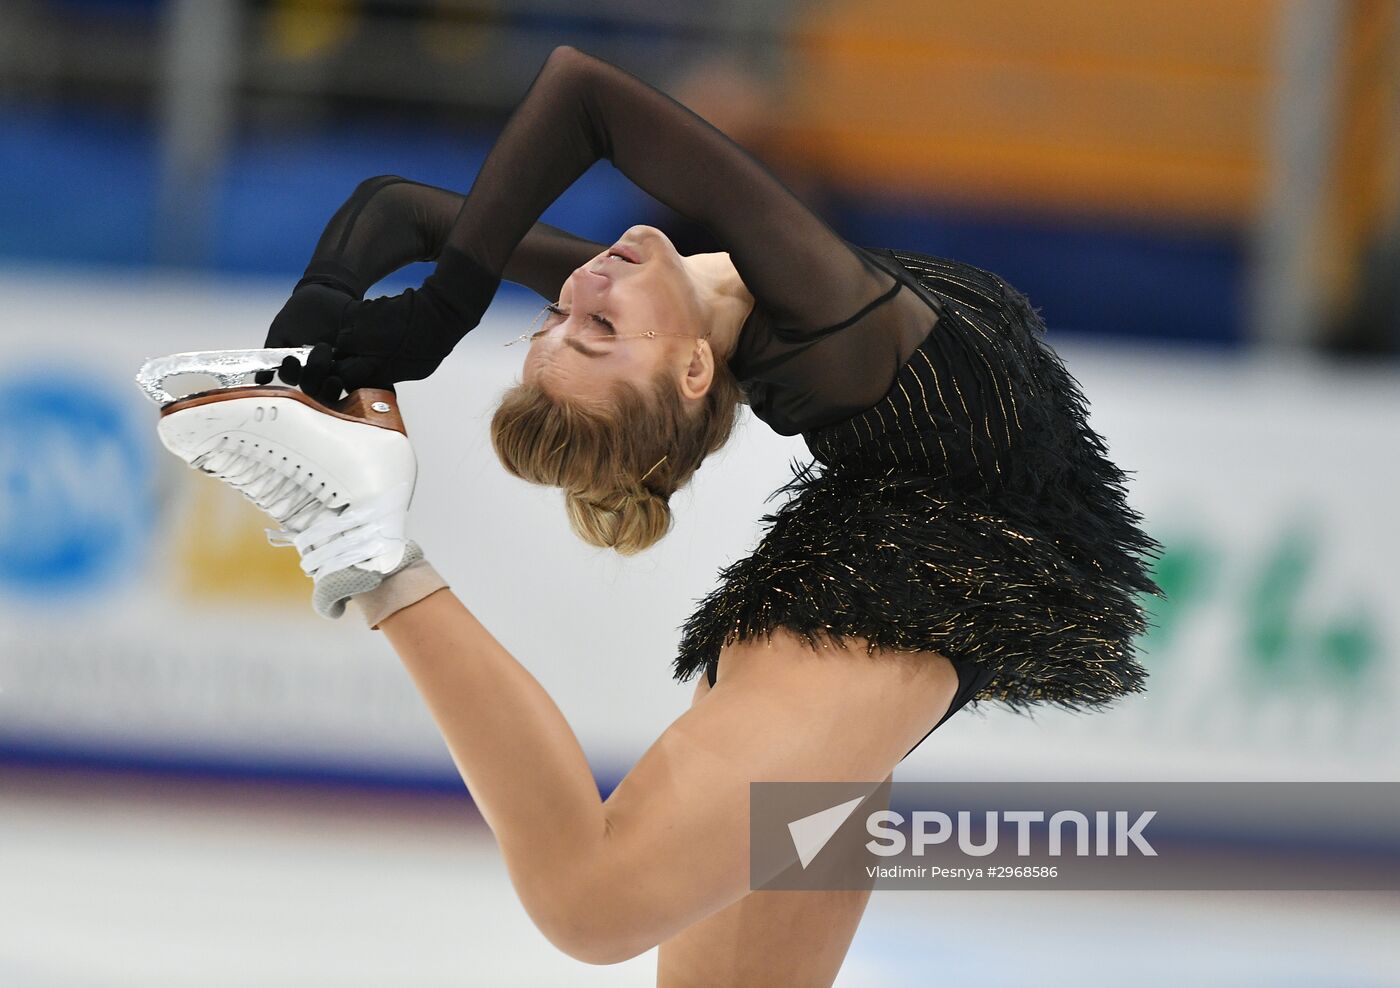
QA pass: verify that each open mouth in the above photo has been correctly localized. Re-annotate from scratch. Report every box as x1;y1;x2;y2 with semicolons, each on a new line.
607;244;641;263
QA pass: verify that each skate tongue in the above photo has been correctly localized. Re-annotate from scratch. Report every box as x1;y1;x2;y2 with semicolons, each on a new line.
135;347;315;405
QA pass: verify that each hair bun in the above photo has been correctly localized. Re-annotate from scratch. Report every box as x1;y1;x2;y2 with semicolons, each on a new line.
564;487;672;556
490;361;744;555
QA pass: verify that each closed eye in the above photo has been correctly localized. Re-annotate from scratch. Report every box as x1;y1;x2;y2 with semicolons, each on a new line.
545;302;617;334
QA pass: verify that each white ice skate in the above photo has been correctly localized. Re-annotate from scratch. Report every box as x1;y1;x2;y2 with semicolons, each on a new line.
136;347;419;618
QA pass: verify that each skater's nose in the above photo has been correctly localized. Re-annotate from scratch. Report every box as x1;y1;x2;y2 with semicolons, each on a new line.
571;266;611;307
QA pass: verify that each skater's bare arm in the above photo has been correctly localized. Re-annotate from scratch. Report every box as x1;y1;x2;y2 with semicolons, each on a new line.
379;589;959;965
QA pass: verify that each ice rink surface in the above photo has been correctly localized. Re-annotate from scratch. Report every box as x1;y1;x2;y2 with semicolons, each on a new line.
2;768;1396;987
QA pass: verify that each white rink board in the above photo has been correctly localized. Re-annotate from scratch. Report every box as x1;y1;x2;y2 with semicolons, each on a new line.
0;268;1395;785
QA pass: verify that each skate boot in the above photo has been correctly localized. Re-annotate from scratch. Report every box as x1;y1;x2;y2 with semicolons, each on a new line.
136;348;420;618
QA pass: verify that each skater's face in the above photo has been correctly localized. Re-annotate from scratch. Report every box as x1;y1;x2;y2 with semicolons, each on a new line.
521;225;712;406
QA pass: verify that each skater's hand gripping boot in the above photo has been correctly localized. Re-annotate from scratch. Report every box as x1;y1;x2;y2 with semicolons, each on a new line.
254;283;357;401
258;246;500;402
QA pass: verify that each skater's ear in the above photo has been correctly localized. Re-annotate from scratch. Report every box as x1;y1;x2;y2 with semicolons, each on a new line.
677;339;714;403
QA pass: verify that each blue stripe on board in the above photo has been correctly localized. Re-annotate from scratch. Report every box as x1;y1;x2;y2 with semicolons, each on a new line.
0;736;627;801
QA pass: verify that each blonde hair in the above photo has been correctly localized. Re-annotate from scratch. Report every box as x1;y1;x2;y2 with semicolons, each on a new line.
491;360;743;555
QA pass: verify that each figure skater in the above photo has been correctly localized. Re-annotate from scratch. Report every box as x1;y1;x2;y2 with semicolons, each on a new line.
146;45;1162;986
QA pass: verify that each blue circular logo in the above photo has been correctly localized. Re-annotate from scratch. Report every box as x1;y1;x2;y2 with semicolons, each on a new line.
0;375;154;595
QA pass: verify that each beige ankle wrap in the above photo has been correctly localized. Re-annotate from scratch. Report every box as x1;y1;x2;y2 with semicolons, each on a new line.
349;558;449;629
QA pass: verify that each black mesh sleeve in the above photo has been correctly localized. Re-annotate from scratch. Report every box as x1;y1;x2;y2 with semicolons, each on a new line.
296;175;607;301
438;45;915;338
291;46;936;423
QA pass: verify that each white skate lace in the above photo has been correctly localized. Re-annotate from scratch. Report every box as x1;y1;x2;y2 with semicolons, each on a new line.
266;489;408;579
190;437;407;579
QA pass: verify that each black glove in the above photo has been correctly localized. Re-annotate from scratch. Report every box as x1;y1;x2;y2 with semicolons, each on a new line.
328;284;464;394
254;281;356;400
261;246;500;403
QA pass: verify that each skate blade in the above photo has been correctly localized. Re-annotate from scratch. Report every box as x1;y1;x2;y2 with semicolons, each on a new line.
160;385;407;436
134;347;316;407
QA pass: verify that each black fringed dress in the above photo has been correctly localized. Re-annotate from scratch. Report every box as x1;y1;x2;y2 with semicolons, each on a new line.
678;247;1164;753
287;46;1163;755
